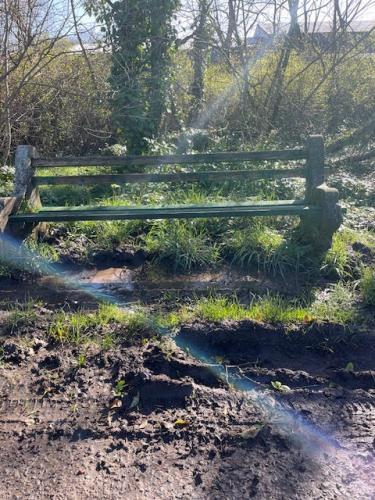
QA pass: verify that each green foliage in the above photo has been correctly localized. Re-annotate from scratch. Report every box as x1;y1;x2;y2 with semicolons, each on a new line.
94;0;179;152
24;239;60;263
5;40;111;157
186;295;310;324
113;379;126;396
144;220;220;272
224;223;313;278
271;380;291;392
5;300;39;332
359;267;375;306
310;282;357;324
321;229;375;278
48;303;152;344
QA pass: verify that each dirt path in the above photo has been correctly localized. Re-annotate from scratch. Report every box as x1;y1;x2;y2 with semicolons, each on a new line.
0;316;374;499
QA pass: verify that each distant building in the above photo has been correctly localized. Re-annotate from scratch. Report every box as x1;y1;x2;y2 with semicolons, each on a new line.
247;19;375;51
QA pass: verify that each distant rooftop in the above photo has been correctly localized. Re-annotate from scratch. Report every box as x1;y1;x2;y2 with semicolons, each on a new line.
256;19;375;35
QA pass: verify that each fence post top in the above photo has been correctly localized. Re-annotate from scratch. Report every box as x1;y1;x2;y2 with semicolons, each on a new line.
15;145;37;159
306;134;324;142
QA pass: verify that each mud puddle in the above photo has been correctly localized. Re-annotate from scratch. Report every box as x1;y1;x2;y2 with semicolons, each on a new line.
0;264;290;308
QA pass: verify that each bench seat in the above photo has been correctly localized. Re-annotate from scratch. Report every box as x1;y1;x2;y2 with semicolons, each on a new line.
9;200;320;222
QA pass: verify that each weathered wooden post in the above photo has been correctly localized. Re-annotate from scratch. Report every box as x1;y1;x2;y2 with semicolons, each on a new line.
0;145;42;236
305;135;325;201
14;145;41;208
301;135;343;250
0;145;36;234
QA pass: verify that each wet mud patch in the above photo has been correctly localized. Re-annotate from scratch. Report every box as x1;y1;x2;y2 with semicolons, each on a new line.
0;319;374;499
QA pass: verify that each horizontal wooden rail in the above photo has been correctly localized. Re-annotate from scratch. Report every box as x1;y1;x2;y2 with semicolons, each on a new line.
33;167;307;186
32;149;307;168
35;199;308;212
9;201;319;223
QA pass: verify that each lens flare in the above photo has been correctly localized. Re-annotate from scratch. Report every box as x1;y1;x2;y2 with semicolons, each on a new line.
1;232;372;480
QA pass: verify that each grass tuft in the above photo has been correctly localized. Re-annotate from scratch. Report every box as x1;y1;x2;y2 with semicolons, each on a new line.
144;220;220;272
48;303;153;344
310;282;357;324
224;223;313;278
359;267;375;306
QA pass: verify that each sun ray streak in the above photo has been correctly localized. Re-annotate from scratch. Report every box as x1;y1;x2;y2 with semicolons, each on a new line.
1;232;373;482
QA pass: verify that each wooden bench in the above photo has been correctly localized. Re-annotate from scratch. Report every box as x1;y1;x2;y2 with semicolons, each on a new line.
2;135;343;250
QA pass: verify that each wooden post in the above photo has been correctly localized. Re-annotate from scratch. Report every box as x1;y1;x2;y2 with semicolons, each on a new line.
305;135;325;202
13;145;41;211
6;145;44;238
300;135;343;250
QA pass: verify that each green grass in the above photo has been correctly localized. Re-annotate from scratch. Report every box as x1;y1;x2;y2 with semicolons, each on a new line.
193;295;310;324
160;295;311;326
144;220;221;272
48;303;152;344
310;282;357;324
160;284;361;327
4;300;40;332
321;228;375;278
359;267;375;306
224;223;313;278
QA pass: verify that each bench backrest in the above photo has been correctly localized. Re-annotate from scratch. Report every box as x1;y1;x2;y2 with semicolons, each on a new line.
15;135;325;206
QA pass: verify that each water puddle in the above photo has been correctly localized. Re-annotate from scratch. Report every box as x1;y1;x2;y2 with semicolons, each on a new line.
0;264;290;306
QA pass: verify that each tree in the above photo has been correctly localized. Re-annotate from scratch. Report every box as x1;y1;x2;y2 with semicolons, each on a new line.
189;0;212;125
94;0;180;154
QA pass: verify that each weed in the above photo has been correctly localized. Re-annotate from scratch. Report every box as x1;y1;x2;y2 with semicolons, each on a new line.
144;220;220;272
271;381;291;392
321;228;375;279
101;334;116;350
310;282;357;324
113;379;126;397
359;267;375;306
5;300;39;332
224;223;313;279
77;353;86;367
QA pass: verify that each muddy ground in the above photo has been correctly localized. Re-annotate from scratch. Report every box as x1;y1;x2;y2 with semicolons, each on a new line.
0;288;374;500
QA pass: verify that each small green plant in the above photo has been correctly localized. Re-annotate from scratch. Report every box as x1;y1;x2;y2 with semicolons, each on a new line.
101;334;116;350
113;379;126;397
345;362;354;372
271;380;291;392
359;267;375;306
77;353;86;367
